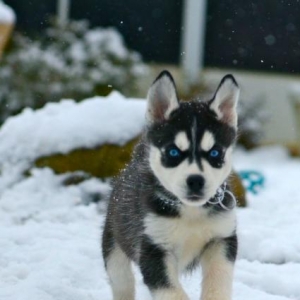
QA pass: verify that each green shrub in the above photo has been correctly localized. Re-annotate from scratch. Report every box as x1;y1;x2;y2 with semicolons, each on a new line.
0;19;147;123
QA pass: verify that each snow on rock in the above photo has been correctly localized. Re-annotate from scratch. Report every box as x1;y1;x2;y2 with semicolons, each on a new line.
0;91;146;166
0;91;146;193
0;1;15;23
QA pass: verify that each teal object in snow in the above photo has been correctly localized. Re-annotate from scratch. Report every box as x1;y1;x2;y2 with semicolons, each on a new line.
238;170;265;194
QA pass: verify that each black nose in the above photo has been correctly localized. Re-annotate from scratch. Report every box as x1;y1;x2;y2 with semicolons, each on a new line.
186;175;205;194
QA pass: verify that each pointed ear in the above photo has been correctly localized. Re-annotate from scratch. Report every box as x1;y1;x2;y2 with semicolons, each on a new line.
146;70;179;123
209;74;240;127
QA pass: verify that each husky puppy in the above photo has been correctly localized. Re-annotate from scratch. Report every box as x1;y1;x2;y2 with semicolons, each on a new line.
102;71;240;300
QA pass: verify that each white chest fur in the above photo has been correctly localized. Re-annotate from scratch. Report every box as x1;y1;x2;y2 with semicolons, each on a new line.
144;206;236;272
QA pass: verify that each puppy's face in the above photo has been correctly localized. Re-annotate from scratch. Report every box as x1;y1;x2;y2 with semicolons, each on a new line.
146;71;239;207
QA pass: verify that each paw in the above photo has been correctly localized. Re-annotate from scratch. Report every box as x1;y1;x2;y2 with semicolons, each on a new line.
201;297;230;300
153;288;189;300
201;291;231;300
112;290;135;300
113;295;134;300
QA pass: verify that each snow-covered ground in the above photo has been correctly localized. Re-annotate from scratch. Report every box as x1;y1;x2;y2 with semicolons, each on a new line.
0;93;299;299
1;146;299;300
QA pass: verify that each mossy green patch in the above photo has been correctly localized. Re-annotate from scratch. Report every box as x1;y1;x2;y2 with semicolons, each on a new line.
35;137;139;178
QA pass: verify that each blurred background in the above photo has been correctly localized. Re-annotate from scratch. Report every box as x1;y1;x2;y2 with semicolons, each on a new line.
2;0;300;152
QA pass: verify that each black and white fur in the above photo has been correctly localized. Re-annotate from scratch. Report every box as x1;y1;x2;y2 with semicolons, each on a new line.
102;71;240;300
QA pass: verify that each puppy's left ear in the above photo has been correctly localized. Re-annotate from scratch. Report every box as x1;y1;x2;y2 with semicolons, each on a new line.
209;74;240;127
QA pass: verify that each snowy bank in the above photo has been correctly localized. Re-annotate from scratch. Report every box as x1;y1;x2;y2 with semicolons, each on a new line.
0;91;146;166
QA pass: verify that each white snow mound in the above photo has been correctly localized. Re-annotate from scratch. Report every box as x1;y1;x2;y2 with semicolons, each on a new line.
0;91;146;165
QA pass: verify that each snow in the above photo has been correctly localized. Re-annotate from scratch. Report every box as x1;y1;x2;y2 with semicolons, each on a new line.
85;28;129;60
0;91;146;166
0;94;300;299
0;1;15;24
234;147;300;265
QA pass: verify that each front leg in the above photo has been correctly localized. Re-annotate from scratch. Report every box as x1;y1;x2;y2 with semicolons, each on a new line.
200;235;237;300
139;235;189;300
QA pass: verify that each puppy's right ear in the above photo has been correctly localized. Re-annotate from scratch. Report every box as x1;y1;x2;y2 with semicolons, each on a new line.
146;70;179;123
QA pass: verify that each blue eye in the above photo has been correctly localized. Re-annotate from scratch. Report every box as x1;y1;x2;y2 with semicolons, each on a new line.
209;149;220;157
168;148;180;157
